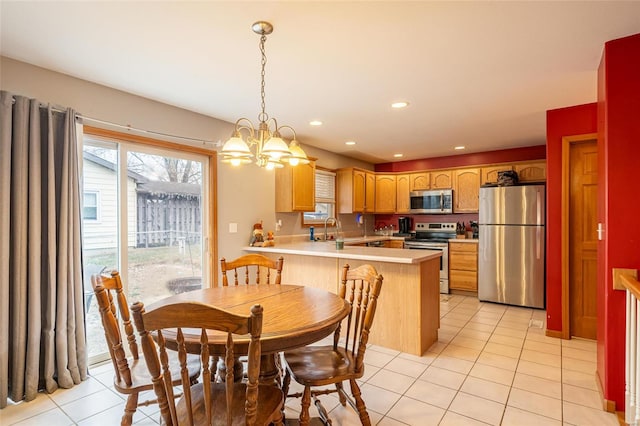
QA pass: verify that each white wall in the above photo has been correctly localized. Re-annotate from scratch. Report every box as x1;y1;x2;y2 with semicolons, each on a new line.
1;56;372;263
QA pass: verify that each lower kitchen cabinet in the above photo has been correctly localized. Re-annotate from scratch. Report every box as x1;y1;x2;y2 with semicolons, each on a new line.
448;241;478;292
383;240;404;248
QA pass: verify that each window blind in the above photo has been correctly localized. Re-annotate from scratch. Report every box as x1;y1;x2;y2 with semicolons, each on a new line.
315;170;336;203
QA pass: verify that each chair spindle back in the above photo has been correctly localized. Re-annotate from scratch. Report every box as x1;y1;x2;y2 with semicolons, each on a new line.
220;254;284;286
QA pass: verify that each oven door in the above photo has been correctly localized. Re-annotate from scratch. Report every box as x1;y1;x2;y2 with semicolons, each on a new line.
404;242;448;280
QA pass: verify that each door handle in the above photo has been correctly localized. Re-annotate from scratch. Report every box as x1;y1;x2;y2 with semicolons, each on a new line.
536;190;542;225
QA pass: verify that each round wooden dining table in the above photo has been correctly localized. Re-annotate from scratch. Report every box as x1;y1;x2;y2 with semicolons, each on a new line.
146;284;351;383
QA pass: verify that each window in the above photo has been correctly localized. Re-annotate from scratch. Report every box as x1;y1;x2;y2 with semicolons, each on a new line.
83;191;98;220
303;169;336;225
82;127;215;365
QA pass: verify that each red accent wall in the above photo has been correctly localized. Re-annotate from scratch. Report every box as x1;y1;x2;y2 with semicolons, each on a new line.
545;104;597;333
375;145;546;172
597;32;640;410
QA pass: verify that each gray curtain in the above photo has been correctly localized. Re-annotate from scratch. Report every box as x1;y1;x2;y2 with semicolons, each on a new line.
0;91;87;408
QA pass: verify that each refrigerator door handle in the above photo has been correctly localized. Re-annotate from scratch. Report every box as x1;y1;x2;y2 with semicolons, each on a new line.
537;190;542;225
536;226;541;259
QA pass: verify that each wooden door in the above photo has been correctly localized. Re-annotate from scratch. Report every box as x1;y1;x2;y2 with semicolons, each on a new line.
353;170;366;212
515;161;546;182
481;165;513;185
375;175;396;213
396;174;411;213
410;172;430;190
291;161;315;211
453;168;480;213
364;172;376;213
431;170;452;189
569;140;598;339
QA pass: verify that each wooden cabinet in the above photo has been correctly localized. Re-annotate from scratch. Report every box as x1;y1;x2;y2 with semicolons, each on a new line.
353;169;366;212
514;161;546;182
275;161;315;212
449;242;478;292
453;168;480;213
410;172;430;190
396;174;411;213
337;168;375;214
431;170;453;189
481;165;513;185
375;174;396;213
365;172;376;213
383;240;404;249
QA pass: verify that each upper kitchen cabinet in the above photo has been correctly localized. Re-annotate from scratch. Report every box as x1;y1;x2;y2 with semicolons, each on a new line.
453;168;480;213
514;161;546;182
375;174;397;213
481;165;514;185
365;172;376;213
337;168;375;214
410;172;430;190
275;160;316;212
396;174;411;213
431;170;453;189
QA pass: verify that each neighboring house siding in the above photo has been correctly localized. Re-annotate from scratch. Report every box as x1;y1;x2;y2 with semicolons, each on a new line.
82;160;137;250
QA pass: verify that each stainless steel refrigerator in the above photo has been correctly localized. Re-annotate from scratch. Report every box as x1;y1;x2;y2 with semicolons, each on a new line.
478;184;546;308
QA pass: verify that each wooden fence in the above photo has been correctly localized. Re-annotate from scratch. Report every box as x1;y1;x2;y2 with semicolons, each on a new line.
136;192;201;248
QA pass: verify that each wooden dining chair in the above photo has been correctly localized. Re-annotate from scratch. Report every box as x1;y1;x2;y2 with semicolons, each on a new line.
220;254;284;286
281;264;383;426
91;271;200;426
131;300;284;425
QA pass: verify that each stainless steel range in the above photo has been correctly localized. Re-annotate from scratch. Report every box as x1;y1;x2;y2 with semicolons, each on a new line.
404;222;457;294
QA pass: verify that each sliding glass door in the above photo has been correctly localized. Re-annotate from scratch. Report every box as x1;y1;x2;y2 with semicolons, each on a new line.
82;133;211;364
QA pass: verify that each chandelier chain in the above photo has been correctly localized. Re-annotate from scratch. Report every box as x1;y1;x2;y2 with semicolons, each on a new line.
220;21;308;169
258;34;268;123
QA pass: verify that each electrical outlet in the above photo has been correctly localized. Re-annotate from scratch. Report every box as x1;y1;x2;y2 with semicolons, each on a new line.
229;223;238;233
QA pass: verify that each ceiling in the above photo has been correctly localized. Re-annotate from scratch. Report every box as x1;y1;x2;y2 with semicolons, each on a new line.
2;2;640;164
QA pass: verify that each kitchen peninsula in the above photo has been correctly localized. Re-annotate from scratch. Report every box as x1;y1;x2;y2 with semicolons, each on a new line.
244;239;442;356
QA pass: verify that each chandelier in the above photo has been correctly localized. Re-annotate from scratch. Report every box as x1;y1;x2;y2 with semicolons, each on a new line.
220;21;309;170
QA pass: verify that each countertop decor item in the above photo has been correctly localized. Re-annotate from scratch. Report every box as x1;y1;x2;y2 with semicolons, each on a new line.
219;21;309;169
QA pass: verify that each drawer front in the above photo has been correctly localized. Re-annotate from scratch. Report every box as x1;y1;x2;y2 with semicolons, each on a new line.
449;253;477;271
449;242;478;253
449;270;478;291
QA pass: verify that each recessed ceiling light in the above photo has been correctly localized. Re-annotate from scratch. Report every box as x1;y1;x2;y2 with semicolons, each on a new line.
391;101;409;109
345;141;356;146
309;120;323;126
393;153;403;158
454;146;466;150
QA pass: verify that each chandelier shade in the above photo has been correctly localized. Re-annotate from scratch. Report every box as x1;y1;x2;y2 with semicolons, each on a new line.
220;21;309;169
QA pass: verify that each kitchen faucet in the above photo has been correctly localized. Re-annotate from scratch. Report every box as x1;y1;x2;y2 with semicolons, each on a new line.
324;216;337;241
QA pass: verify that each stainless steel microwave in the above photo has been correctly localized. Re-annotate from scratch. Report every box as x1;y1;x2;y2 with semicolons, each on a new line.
410;189;454;214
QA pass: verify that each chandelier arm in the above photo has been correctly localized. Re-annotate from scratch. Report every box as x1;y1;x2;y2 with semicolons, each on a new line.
233;118;257;140
276;124;297;140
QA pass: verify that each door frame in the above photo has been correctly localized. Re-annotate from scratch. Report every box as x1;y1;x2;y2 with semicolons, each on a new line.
84;126;219;287
561;133;598;339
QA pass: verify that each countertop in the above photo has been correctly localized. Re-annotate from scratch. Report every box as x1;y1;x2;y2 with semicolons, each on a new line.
243;240;442;265
449;238;479;244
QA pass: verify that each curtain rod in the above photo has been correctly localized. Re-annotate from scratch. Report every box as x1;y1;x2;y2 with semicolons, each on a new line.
9;96;220;147
80;116;220;147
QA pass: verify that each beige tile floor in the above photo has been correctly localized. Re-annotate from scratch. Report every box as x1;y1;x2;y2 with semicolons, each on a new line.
0;294;620;425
